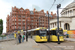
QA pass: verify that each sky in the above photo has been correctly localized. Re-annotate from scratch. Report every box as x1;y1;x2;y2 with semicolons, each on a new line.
0;0;74;33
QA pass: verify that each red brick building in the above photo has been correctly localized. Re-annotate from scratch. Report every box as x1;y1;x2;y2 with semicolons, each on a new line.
6;6;56;33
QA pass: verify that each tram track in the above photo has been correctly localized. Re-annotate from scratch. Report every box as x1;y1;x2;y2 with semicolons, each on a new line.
47;42;64;50
45;41;75;50
38;42;64;50
41;43;52;50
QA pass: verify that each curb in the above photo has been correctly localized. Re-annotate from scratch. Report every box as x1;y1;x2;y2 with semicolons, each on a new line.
64;38;75;42
29;38;39;46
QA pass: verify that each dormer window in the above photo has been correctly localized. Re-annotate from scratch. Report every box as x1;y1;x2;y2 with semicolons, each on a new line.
30;11;34;14
20;9;23;11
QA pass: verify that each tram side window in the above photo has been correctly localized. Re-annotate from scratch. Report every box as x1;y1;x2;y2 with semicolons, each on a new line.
32;31;36;35
35;31;40;35
47;31;51;35
32;31;34;35
51;30;57;35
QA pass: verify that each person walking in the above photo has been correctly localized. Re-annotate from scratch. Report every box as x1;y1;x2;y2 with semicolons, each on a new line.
18;33;22;43
22;33;25;42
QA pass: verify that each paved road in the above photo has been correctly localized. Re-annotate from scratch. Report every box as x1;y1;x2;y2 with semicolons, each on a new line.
0;38;41;50
38;41;75;50
0;38;75;50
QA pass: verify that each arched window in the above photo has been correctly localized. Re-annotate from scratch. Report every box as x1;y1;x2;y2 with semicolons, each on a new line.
64;23;70;30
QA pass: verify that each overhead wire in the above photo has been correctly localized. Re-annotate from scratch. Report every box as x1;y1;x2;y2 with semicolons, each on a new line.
48;0;64;12
49;0;56;12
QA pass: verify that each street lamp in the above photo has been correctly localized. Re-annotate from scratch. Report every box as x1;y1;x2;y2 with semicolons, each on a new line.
48;12;50;42
26;14;28;42
57;4;61;44
39;17;40;27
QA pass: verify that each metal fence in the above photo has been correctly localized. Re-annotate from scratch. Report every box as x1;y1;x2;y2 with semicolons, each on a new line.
0;34;14;40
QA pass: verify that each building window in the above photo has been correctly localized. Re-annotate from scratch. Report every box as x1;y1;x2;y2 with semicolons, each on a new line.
31;23;33;25
18;15;21;17
20;9;23;11
23;23;25;25
15;26;16;29
31;20;33;22
30;11;34;14
15;15;16;17
23;26;25;29
15;19;16;21
60;21;61;27
18;26;21;29
36;23;37;25
32;26;33;28
28;20;30;21
22;16;25;17
18;19;21;21
13;19;14;21
13;26;14;29
64;23;70;30
31;17;34;18
28;27;29;29
23;19;25;21
55;22;56;26
15;23;16;25
70;10;72;13
18;23;21;25
12;23;14;25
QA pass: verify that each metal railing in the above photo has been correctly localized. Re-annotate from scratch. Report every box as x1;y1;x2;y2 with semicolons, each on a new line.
0;35;14;41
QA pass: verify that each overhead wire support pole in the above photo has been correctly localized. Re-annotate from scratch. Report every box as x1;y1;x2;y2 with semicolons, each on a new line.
48;12;50;42
39;17;40;27
48;13;50;30
26;13;28;42
47;0;56;42
57;4;61;44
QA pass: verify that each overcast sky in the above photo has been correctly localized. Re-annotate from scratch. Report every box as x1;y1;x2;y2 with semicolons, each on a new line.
0;0;74;33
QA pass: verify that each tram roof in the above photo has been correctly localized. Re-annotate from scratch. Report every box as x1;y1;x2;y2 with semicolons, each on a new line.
51;27;62;30
35;27;47;30
27;27;47;32
47;27;63;30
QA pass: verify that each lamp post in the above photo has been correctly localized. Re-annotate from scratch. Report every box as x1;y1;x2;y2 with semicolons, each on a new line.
57;4;61;44
48;12;50;42
39;17;40;27
26;14;28;42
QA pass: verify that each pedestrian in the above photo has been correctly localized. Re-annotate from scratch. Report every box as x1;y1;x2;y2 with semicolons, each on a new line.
66;34;69;38
26;32;28;42
22;33;25;42
18;33;22;43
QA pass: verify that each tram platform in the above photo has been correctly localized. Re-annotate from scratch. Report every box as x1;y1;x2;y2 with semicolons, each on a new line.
64;38;75;42
0;38;41;50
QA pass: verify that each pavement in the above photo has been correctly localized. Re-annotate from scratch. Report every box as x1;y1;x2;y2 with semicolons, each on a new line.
0;38;15;42
0;38;41;50
64;38;75;42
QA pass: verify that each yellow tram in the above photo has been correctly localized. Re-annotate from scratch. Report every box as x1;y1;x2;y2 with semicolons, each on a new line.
28;27;48;42
47;27;64;42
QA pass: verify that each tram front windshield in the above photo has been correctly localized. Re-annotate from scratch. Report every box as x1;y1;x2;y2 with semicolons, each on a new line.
59;30;63;36
56;29;63;36
39;30;47;36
